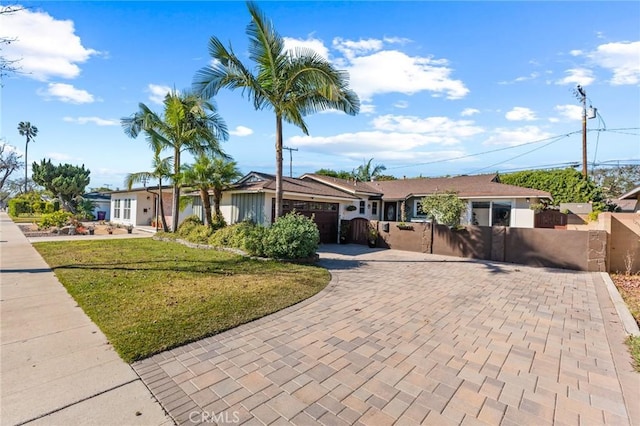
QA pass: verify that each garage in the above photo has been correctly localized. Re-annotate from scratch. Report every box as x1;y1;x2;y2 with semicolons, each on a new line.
272;199;339;244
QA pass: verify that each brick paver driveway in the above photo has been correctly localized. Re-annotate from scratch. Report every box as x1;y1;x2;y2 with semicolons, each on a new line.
134;245;637;425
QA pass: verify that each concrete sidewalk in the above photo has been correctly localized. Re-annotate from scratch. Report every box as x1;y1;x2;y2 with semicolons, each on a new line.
0;212;172;425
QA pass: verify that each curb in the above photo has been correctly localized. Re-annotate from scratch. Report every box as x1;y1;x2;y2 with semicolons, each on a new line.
601;272;640;336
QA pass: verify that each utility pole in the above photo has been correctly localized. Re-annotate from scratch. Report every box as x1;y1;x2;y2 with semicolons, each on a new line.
283;146;298;178
576;85;588;178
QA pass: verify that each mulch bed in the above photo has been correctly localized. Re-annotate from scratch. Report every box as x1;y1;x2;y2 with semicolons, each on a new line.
18;223;130;237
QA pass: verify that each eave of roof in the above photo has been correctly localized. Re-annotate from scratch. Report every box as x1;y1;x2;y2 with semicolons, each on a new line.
620;186;640;200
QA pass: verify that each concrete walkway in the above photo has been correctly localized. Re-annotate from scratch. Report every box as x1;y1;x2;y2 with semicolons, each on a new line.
133;245;639;425
0;212;172;425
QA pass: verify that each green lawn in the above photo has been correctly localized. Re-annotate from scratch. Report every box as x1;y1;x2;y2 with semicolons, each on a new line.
34;239;330;363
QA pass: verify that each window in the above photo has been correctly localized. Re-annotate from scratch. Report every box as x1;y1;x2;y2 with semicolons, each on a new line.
113;199;121;219
372;202;378;215
492;201;511;226
414;200;426;217
123;199;131;220
359;200;365;214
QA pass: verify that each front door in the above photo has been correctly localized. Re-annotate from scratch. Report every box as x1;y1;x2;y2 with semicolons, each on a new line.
383;202;397;221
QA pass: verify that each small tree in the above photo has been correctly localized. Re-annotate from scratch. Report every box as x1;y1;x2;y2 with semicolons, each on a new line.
0;143;21;191
420;191;467;227
31;159;90;213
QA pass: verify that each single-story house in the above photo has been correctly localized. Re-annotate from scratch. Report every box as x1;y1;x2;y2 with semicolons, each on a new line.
303;173;551;228
82;191;112;221
618;186;640;213
188;172;551;243
191;172;364;243
109;185;193;229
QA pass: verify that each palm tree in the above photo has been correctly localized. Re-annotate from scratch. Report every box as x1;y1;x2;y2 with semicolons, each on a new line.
353;158;386;182
17;121;38;193
121;89;228;231
180;155;241;227
193;1;359;219
124;153;172;232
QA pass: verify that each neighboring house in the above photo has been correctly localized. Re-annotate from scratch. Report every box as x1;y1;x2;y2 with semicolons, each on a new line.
618;186;640;213
82;191;111;221
110;186;192;229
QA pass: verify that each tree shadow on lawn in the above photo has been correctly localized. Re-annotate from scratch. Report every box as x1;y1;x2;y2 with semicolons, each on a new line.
51;257;271;275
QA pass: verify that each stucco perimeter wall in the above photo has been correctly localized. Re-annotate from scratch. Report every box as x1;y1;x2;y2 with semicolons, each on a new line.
375;220;607;272
605;213;640;274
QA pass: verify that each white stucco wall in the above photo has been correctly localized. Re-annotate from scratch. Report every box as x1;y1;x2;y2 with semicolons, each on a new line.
510;198;536;228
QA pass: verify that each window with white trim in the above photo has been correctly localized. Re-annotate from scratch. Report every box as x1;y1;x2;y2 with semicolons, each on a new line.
359;200;365;214
123;199;131;220
113;199;121;219
414;200;426;217
372;201;378;215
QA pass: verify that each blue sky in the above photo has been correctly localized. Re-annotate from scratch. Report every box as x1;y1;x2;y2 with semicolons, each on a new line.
1;1;639;190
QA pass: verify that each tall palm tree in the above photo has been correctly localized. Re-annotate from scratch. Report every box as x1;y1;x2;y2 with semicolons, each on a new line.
193;1;359;219
121;89;228;231
124;152;172;232
17;121;38;193
180;155;241;227
353;158;386;182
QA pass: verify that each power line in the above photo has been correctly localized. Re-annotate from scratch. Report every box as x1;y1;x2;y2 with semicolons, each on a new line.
385;127;639;172
468;134;570;174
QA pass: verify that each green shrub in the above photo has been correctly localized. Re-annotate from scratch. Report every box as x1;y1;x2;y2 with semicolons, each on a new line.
177;215;203;238
40;211;72;229
243;224;268;257
263;213;319;259
186;224;213;244
210;213;227;231
8;198;32;216
209;222;248;248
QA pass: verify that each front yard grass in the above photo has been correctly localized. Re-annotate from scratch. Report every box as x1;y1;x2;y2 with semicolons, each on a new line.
34;238;330;363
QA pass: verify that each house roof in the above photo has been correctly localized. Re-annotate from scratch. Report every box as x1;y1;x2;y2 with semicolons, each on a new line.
613;199;638;212
82;191;112;201
300;174;382;196
230;172;359;200
619;185;640;200
110;185;173;195
367;174;552;200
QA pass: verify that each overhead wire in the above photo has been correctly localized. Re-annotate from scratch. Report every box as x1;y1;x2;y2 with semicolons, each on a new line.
384;127;639;173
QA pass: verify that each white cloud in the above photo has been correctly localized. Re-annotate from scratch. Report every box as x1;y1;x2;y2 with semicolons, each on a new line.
360;103;376;114
569;50;583;57
147;84;172;104
0;6;98;81
461;108;480;117
38;83;95;103
46;152;77;162
587;41;640;85
229;126;253;137
483;126;553;147
343;49;469;101
289;114;484;161
556;68;595;86
393;100;409;109
554;104;583;121
505;107;537;121
371;115;484;142
284;36;330;60
333;37;384;59
63;116;119;126
498;72;540;85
